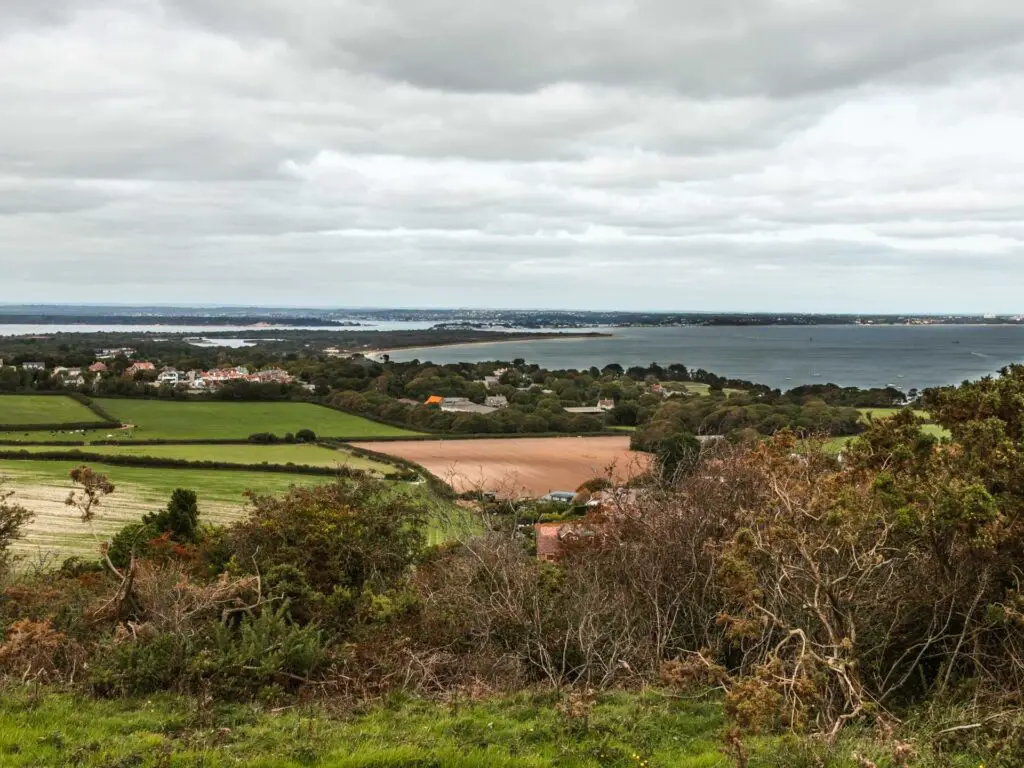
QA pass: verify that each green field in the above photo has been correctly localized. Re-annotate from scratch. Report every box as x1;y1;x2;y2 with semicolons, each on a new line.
0;459;336;559
0;394;104;426
2;458;460;558
88;399;419;441
857;407;931;422
9;442;397;474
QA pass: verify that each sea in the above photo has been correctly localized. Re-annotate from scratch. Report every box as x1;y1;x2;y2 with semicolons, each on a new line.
386;324;1024;391
4;321;1024;391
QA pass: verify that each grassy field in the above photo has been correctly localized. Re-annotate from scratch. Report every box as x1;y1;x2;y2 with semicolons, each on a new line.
89;399;419;441
2;459;462;559
9;442;398;474
0;394;104;426
857;407;931;422
0;459;337;560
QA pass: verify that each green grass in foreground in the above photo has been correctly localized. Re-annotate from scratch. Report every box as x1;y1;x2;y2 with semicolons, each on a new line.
0;688;993;767
10;442;397;474
0;394;104;426
0;688;737;768
79;399;420;441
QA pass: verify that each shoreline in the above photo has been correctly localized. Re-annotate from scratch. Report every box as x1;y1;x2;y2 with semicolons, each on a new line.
373;332;610;357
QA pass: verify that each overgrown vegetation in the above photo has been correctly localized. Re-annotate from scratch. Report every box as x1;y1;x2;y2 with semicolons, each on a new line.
4;366;1024;763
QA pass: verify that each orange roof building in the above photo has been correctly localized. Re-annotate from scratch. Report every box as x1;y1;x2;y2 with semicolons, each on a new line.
425;395;445;407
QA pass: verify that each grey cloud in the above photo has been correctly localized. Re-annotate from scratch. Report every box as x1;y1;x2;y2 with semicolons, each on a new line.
167;0;1024;97
2;0;1024;312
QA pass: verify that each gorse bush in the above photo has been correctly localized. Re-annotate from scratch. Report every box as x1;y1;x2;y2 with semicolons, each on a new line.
108;488;200;568
88;603;327;700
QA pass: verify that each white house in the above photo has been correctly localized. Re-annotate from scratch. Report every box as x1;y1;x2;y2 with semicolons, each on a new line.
157;370;182;385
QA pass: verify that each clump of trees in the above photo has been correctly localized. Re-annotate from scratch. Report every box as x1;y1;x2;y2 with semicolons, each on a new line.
630;392;863;449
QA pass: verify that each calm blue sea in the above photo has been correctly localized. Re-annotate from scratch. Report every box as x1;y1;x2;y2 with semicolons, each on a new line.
387;325;1024;390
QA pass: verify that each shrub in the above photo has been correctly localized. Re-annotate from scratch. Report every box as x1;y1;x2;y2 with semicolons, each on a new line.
107;489;201;568
226;480;430;632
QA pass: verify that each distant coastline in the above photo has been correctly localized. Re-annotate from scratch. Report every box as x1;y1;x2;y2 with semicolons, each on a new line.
375;331;610;357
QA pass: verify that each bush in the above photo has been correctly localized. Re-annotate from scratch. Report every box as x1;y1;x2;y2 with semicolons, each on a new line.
107;489;200;568
226;480;431;632
295;428;317;442
88;606;327;700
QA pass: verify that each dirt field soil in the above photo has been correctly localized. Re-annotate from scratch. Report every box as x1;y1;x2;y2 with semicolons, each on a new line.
351;436;650;497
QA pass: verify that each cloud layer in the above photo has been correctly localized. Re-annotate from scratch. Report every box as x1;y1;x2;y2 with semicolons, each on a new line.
3;0;1024;311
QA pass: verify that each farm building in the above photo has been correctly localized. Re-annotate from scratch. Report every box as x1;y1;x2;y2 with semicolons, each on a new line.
440;397;496;414
534;519;597;562
484;395;509;408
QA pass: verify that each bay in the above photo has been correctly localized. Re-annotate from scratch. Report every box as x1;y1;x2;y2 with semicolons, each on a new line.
386;324;1024;390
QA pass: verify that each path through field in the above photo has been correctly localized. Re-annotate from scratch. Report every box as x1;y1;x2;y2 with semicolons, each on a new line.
352;436;650;497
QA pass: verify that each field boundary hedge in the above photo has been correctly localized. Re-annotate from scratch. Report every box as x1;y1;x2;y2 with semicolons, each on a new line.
0;450;386;479
321;439;453;498
68;392;123;424
0;421;120;433
337;430;620;442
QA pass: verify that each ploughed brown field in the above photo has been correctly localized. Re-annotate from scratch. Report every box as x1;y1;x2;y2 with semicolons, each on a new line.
350;436;650;497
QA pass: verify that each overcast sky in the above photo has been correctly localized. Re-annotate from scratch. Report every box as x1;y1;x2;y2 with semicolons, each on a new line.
2;1;1024;312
